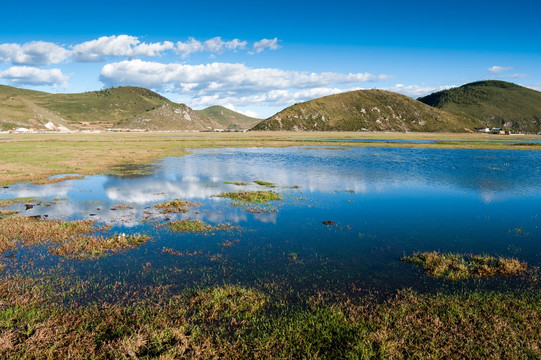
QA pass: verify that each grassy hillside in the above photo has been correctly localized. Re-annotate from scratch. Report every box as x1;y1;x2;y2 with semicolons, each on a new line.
418;81;541;133
253;90;479;132
197;106;262;130
0;85;219;131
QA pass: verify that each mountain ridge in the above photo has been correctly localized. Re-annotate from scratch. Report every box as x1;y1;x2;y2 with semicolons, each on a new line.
418;80;541;133
253;89;479;132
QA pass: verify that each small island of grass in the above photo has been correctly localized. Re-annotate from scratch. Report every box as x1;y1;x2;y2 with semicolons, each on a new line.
218;191;282;203
401;251;528;280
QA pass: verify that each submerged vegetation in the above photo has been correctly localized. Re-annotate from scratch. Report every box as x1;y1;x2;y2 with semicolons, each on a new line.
401;251;529;280
218;190;283;203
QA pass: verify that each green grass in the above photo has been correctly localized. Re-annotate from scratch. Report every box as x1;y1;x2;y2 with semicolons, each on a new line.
401;251;529;280
218;191;283;203
1;276;540;359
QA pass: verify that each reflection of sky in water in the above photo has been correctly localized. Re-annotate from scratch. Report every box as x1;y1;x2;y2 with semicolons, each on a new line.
1;146;541;295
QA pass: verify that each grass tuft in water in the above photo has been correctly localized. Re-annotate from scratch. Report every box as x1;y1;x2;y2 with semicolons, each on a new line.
51;233;151;260
167;219;213;232
154;199;201;214
0;216;149;260
31;175;84;185
253;180;276;188
218;191;282;203
401;251;529;280
0;197;35;208
0;210;19;218
224;181;248;186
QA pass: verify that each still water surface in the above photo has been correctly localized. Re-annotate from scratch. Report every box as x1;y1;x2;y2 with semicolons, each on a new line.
2;146;540;298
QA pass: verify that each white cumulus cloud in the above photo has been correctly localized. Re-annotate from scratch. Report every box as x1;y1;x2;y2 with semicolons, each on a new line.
175;37;248;57
0;66;68;87
71;35;174;62
100;60;390;95
487;65;513;74
387;84;455;98
188;87;358;108
99;59;391;109
0;41;68;65
252;38;281;53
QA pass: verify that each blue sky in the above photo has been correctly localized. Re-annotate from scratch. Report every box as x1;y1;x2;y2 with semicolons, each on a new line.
1;0;539;118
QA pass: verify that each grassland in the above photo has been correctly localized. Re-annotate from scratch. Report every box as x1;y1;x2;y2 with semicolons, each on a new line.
0;275;540;359
1;131;540;186
1;131;541;358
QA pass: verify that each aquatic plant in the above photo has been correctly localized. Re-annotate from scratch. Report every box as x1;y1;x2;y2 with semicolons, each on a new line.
401;251;528;280
162;247;202;257
218;191;282;203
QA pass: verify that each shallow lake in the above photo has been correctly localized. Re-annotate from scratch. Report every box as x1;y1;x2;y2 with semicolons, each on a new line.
2;146;541;300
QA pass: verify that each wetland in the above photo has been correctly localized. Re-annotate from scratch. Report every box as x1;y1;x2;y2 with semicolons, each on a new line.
1;135;541;358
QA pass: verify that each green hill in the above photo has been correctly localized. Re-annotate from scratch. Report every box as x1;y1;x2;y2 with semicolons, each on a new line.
0;85;219;131
253;89;479;132
418;81;541;133
197;106;262;130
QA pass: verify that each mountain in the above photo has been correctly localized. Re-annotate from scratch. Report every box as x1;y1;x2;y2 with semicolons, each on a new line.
253;89;479;132
418;81;541;133
0;85;220;131
196;106;262;130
